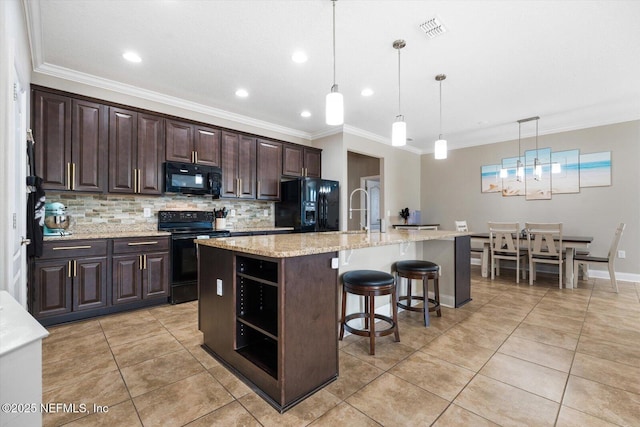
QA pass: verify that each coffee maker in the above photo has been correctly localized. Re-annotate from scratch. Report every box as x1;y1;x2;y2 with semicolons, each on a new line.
44;202;71;236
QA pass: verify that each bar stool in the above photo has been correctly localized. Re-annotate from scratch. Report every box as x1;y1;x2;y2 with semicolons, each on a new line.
339;270;400;355
394;260;441;327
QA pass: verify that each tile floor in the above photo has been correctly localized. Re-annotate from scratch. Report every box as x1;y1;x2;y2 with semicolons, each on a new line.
41;267;640;426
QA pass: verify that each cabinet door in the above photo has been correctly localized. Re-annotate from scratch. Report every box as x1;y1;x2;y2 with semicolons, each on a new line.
72;99;108;192
238;135;257;199
304;148;322;178
112;254;142;304
108;107;137;193
282;144;304;177
193;125;221;167
142;252;169;299
165;119;194;163
33;90;71;190
221;131;240;197
73;256;108;311
137;113;165;195
32;259;72;318
257;139;282;200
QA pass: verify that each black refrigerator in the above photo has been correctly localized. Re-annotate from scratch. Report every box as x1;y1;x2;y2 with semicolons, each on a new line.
275;178;339;232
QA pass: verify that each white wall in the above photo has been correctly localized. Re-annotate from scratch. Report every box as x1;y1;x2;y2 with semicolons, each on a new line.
421;120;640;279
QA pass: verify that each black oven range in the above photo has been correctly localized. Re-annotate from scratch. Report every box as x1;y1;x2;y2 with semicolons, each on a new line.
158;210;230;304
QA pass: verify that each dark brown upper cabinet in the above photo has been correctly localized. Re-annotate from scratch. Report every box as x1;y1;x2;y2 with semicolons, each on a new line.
257;139;282;200
165;119;221;166
221;131;256;199
282;143;321;178
109;107;164;195
33;90;107;192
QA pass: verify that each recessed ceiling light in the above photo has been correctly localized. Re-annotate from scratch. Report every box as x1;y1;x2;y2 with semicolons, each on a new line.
300;110;311;118
122;51;142;63
291;51;308;63
361;88;374;97
235;89;249;98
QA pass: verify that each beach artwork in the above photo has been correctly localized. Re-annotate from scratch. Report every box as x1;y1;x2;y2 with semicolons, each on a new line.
524;148;552;200
501;156;525;196
580;151;611;187
551;149;580;194
481;164;502;193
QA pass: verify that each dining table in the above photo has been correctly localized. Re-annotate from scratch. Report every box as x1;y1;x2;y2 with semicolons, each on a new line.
470;233;593;289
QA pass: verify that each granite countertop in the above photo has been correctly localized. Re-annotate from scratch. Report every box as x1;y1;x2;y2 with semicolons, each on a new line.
196;229;468;258
227;226;294;233
44;230;171;241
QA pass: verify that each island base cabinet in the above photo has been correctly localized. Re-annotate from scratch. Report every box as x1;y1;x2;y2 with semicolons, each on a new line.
198;246;338;412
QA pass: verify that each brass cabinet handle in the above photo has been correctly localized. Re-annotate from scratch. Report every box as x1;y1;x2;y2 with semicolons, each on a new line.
139;255;143;270
71;162;76;190
143;254;147;270
239;178;243;197
127;241;158;246
53;245;92;250
67;163;71;190
137;168;142;193
73;259;77;277
236;178;240;198
194;151;198;164
257;180;261;197
133;169;138;193
68;260;72;278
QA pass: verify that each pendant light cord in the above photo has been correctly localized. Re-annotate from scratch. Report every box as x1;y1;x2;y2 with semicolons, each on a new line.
438;79;442;138
397;48;401;115
332;0;336;86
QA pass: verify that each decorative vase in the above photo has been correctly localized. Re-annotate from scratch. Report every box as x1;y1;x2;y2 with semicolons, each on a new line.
215;218;227;230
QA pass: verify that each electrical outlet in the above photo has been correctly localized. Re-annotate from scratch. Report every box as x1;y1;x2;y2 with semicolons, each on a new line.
216;279;223;296
143;208;151;218
618;250;626;259
263;209;269;217
230;209;236;217
331;257;339;269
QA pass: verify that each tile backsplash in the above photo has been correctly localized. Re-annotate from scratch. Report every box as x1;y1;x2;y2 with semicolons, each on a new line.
48;192;274;233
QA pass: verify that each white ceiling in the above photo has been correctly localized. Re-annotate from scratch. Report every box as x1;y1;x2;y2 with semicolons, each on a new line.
24;0;640;154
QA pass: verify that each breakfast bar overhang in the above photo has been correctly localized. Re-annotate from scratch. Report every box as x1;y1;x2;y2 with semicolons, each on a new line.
196;229;470;412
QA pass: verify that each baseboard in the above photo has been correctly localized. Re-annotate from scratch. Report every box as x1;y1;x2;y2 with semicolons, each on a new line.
585;269;640;283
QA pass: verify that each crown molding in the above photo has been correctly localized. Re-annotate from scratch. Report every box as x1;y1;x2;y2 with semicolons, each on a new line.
33;62;314;140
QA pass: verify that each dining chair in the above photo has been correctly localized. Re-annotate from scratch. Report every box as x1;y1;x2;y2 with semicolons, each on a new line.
488;222;527;283
455;220;485;267
526;222;564;288
573;223;626;293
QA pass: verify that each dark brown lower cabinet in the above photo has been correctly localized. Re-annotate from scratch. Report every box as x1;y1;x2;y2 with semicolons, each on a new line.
199;246;338;412
32;240;108;320
30;237;169;326
112;237;169;305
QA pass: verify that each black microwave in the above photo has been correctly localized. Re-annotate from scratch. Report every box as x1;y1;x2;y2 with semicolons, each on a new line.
164;161;222;197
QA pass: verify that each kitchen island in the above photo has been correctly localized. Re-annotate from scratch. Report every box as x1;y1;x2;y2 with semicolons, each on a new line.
196;229;470;412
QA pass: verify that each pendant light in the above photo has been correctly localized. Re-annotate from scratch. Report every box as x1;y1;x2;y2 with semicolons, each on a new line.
392;39;406;147
533;116;542;180
516;116;541;181
325;0;343;126
516;120;524;182
434;74;447;159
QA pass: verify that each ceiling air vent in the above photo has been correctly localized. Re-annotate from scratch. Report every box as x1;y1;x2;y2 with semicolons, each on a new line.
419;17;447;39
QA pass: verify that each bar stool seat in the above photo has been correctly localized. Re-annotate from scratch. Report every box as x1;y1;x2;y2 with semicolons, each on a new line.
395;260;441;327
339;270;400;355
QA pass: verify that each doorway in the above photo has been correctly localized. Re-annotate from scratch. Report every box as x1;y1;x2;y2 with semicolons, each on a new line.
347;151;382;231
1;63;28;306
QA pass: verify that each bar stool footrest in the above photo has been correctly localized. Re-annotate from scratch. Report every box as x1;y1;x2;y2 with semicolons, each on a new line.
397;296;441;314
343;312;398;338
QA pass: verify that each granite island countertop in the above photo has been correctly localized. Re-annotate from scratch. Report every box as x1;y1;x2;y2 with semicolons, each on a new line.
195;229;468;258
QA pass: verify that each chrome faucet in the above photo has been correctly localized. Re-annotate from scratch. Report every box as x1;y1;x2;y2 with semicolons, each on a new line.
349;188;370;233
